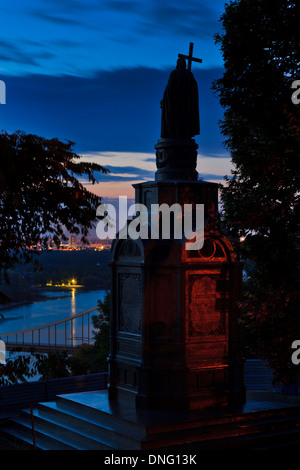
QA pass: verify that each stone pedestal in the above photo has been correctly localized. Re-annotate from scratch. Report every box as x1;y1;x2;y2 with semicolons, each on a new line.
108;138;245;410
155;138;198;181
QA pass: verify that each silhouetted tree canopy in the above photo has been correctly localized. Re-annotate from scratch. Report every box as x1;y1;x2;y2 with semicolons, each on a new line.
213;0;300;384
0;130;108;304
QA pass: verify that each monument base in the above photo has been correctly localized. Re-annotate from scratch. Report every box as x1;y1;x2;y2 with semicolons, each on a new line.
2;385;300;450
155;138;198;181
109;384;231;412
15;388;298;450
109;176;245;412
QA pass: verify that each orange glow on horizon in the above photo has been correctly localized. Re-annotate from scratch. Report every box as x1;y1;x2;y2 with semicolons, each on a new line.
84;180;136;200
81;152;233;200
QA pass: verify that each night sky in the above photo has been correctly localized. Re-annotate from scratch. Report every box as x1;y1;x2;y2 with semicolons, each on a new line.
0;0;233;200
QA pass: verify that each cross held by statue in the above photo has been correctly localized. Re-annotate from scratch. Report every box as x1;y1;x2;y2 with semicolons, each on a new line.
178;42;202;71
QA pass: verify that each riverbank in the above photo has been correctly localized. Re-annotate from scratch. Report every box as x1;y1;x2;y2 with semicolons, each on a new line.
0;285;102;313
0;288;106;335
0;249;111;309
0;291;70;314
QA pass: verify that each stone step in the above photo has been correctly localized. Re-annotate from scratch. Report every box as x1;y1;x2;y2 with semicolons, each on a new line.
36;401;143;449
1;417;77;450
1;390;300;450
1;408;114;450
29;409;116;450
3;410;299;451
174;427;300;451
51;392;300;450
141;412;300;450
55;390;300;434
55;393;145;437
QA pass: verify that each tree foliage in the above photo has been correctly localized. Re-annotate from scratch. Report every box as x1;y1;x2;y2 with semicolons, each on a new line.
213;0;300;384
0;353;37;386
0;130;108;303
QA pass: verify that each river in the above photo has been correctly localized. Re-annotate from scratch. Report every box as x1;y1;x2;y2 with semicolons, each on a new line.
0;288;106;336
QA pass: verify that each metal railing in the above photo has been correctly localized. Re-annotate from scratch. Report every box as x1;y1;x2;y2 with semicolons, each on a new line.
0;306;99;352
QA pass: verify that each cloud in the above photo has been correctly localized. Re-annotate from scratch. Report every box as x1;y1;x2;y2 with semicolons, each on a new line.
0;38;59;76
0;40;38;66
1;65;225;157
201;174;228;181
77;149;233;200
36;0;92;12
84;165;155;183
147;1;220;38
100;0;222;41
32;11;86;27
102;1;142;13
51;39;82;48
105;165;154;176
0;0;226;77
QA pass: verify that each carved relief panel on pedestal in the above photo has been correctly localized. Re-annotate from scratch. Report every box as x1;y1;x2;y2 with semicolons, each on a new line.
188;274;226;336
118;273;142;335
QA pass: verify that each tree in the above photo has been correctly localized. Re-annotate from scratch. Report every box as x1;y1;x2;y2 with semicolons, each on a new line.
34;352;70;381
213;0;300;384
0;130;108;303
93;291;110;370
0;353;37;386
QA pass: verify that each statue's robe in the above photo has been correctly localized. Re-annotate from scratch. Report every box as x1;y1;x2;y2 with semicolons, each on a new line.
161;67;200;139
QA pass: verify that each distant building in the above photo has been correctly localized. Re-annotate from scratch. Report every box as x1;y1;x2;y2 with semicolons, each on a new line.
68;233;77;249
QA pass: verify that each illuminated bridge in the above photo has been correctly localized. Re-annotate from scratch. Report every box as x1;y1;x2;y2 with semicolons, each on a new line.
0;306;99;353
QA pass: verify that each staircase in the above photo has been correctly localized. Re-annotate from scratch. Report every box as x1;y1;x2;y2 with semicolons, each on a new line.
1;390;300;450
0;393;140;450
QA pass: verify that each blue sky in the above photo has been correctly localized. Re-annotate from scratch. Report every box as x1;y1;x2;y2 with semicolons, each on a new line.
0;0;233;200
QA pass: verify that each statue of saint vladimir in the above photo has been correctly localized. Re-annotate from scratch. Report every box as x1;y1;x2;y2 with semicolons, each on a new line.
160;57;200;139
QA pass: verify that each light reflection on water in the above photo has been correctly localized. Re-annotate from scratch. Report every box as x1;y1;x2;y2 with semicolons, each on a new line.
0;288;106;336
71;288;76;316
71;288;76;341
